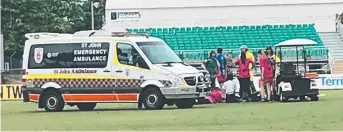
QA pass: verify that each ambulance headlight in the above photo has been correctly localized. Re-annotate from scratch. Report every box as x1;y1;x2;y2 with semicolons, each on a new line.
205;74;211;81
199;75;204;82
167;74;184;87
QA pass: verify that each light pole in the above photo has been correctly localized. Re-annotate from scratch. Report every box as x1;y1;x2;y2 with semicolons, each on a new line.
91;2;100;30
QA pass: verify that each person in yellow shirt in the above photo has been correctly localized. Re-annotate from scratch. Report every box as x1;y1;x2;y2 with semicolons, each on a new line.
266;46;280;75
265;46;280;100
240;45;256;93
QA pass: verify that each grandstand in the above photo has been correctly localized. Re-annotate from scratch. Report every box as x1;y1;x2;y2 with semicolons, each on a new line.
126;24;330;73
126;24;327;61
104;0;343;74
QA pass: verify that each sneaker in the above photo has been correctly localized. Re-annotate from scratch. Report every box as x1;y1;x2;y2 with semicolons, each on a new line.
247;98;251;102
239;98;246;103
261;98;265;102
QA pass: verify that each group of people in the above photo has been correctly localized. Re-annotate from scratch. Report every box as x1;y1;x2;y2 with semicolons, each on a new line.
203;45;280;103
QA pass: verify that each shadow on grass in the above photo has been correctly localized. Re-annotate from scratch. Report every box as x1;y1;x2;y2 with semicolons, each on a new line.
20;105;209;114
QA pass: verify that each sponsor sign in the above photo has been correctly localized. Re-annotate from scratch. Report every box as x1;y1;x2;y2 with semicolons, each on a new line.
252;74;343;91
111;11;141;22
315;74;343;89
1;85;24;100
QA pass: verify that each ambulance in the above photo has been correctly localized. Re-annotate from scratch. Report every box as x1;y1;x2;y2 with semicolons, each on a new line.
22;30;210;112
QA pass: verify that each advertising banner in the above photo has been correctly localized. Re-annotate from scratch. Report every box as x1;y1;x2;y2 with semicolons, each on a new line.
1;85;25;100
110;10;141;22
253;74;343;91
315;74;343;89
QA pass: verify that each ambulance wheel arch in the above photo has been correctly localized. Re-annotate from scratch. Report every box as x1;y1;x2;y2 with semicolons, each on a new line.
41;82;62;89
140;80;164;88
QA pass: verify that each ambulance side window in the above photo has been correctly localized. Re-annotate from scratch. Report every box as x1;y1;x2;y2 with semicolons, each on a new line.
117;43;149;69
28;43;109;69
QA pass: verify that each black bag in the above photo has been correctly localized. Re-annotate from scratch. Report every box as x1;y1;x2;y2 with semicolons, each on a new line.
250;81;257;94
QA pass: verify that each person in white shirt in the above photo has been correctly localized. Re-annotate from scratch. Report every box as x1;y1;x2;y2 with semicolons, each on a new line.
223;74;240;103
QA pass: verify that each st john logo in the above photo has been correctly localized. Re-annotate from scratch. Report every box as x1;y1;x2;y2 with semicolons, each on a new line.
34;47;44;64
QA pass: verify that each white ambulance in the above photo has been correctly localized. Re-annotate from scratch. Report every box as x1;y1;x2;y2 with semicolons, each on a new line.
22;30;210;112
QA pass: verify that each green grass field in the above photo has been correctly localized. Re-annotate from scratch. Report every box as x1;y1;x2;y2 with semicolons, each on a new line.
2;90;343;131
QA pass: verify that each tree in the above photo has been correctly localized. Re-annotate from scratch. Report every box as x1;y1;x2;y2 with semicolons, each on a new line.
1;0;106;52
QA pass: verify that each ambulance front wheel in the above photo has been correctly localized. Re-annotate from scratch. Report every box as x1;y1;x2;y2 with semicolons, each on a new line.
43;90;65;112
175;98;195;109
142;88;165;110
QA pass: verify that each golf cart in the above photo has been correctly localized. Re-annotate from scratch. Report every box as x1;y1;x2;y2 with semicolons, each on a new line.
273;39;319;102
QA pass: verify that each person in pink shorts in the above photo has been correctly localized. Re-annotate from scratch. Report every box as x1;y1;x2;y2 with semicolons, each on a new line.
260;50;274;102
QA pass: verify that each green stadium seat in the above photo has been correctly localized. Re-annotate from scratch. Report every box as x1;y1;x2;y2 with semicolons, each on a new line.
129;23;326;61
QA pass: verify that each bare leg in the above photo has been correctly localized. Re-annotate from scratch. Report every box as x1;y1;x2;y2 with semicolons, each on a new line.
260;80;265;100
220;83;226;102
266;82;271;101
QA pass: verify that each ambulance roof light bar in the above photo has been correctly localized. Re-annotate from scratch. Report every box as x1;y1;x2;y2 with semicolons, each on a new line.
25;32;73;40
111;32;149;38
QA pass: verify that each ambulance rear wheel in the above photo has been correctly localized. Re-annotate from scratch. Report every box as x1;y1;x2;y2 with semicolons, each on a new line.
43;90;65;112
143;89;165;110
77;103;97;111
175;98;195;109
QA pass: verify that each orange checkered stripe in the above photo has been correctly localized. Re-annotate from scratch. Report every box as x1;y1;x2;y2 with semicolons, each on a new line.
28;78;172;88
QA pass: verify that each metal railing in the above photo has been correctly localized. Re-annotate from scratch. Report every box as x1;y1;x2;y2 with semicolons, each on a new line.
1;69;22;84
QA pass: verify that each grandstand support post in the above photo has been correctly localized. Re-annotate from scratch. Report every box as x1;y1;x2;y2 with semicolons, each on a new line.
9;51;16;74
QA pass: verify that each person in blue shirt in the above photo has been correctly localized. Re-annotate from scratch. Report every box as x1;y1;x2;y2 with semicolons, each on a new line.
216;48;226;81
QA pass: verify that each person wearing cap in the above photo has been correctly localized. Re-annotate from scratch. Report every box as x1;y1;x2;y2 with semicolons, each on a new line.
239;45;256;93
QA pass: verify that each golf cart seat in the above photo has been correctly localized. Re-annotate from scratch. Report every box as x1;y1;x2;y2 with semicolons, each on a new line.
278;62;301;82
280;62;296;76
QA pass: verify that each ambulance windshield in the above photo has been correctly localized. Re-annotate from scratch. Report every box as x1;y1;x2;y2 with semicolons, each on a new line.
137;41;182;64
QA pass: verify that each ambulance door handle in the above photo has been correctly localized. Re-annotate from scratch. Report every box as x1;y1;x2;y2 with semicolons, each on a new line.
103;69;110;73
115;70;123;73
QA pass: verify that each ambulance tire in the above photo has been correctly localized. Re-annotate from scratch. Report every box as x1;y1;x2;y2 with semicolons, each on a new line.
175;98;195;109
142;88;165;110
43;90;65;112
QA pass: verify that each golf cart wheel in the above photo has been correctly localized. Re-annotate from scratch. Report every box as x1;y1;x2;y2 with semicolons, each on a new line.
175;98;195;109
142;88;165;110
310;95;319;101
299;96;306;101
43;90;65;112
279;93;288;102
77;103;97;111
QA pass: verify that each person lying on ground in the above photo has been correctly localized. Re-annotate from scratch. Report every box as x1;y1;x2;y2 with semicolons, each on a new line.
205;87;223;104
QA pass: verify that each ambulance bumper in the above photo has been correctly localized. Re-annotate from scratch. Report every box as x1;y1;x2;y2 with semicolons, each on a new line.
161;83;210;99
160;87;199;99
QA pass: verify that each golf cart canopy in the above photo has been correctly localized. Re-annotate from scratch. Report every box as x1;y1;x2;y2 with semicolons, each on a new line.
275;39;318;47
